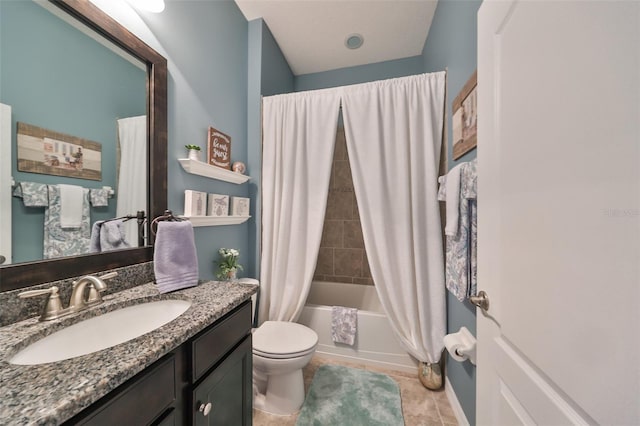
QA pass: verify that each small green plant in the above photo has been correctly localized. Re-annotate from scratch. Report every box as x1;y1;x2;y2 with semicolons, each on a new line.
185;144;201;151
215;248;243;280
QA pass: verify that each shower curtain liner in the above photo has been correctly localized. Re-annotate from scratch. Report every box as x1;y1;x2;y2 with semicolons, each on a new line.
260;72;446;363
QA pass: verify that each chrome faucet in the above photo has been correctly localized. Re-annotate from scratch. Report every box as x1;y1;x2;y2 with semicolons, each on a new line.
19;272;117;321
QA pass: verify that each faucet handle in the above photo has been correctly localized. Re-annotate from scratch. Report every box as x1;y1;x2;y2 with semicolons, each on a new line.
18;286;59;299
98;271;118;281
18;286;64;321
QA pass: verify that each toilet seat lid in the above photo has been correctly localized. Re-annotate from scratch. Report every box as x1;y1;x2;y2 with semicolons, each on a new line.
253;321;318;357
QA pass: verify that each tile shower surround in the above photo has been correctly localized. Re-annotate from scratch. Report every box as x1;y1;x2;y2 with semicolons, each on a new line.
314;127;374;286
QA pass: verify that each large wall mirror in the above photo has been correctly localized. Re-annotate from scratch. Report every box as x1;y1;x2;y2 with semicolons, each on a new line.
0;0;167;291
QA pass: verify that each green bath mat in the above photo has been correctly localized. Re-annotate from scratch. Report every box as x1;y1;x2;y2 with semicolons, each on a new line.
295;365;404;426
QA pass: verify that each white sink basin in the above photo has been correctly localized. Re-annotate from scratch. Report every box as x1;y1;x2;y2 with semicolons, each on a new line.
9;299;191;365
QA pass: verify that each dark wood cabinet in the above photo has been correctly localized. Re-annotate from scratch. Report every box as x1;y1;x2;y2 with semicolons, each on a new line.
191;299;252;382
192;337;252;425
72;355;176;426
66;301;252;426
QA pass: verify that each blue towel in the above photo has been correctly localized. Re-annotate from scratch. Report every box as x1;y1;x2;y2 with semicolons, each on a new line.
438;159;478;301
154;221;199;294
89;188;110;207
90;220;104;252
101;220;130;251
13;182;48;207
90;219;130;252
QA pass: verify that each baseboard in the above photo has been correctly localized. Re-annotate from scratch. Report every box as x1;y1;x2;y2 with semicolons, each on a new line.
313;351;417;375
445;376;470;426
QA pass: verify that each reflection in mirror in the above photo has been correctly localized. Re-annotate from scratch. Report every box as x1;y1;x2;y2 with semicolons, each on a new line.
0;0;167;292
1;0;147;264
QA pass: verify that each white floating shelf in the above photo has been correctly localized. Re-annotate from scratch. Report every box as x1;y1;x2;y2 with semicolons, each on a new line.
178;158;250;184
181;215;251;227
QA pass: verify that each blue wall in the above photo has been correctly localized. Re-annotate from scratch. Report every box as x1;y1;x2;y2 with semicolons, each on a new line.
294;55;424;92
246;19;295;277
0;1;146;263
247;20;263;279
422;1;482;424
93;3;481;422
126;1;250;280
261;23;295;97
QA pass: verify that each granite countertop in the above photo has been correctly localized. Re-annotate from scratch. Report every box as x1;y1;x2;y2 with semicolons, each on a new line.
0;280;257;425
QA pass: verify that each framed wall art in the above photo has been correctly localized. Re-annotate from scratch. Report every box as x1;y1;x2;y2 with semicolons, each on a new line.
184;189;207;216
17;122;102;180
207;126;231;170
230;196;250;217
452;70;477;160
207;193;229;217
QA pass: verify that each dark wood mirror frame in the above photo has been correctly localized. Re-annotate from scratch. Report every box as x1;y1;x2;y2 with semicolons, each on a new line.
0;0;167;292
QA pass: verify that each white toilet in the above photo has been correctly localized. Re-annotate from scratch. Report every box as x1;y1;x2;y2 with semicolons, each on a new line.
243;279;318;415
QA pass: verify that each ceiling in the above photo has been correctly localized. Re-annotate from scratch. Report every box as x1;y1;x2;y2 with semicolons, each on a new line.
234;0;438;76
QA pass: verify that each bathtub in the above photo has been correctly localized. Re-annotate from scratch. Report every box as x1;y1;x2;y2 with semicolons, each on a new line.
298;281;417;374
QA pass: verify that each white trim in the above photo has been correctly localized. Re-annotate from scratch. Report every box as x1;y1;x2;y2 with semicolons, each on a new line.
445;376;470;426
0;103;12;265
178;158;250;184
313;349;416;375
181;215;250;227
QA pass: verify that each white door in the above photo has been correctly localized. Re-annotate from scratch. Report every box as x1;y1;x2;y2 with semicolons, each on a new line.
0;103;11;265
477;1;639;425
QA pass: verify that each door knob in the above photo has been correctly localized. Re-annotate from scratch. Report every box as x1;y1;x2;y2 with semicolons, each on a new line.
0;255;5;264
198;402;212;416
469;291;490;311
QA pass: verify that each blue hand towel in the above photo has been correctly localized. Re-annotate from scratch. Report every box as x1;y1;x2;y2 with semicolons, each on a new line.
154;221;199;294
90;220;105;252
100;219;130;251
13;182;48;207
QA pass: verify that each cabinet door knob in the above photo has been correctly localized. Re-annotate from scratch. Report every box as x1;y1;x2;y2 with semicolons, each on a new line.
199;402;212;416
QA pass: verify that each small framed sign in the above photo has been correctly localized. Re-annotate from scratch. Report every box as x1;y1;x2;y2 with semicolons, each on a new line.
207;193;229;217
184;190;207;216
207;127;231;170
230;196;250;216
452;70;478;160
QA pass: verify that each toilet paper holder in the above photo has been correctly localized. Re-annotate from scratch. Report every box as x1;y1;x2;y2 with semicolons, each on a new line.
443;327;477;365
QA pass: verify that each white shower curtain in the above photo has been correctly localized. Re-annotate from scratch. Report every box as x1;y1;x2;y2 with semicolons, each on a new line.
116;116;147;247
341;72;446;363
259;91;341;323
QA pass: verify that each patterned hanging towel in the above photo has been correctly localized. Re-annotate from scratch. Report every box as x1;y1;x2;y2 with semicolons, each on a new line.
438;159;478;301
331;306;357;346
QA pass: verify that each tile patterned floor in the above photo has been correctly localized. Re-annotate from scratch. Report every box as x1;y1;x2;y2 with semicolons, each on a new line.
253;355;459;426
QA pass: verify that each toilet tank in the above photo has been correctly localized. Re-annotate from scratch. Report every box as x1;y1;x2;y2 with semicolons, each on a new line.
237;278;259;326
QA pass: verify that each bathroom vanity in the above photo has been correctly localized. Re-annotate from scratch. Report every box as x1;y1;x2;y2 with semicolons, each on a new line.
0;280;256;425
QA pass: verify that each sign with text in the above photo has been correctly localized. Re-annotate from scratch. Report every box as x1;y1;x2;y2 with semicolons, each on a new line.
207;127;231;170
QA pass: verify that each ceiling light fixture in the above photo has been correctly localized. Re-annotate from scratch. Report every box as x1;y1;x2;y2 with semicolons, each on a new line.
126;0;165;13
345;33;364;50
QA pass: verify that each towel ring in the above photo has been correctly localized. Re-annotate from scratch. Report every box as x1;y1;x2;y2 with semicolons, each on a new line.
151;210;185;235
